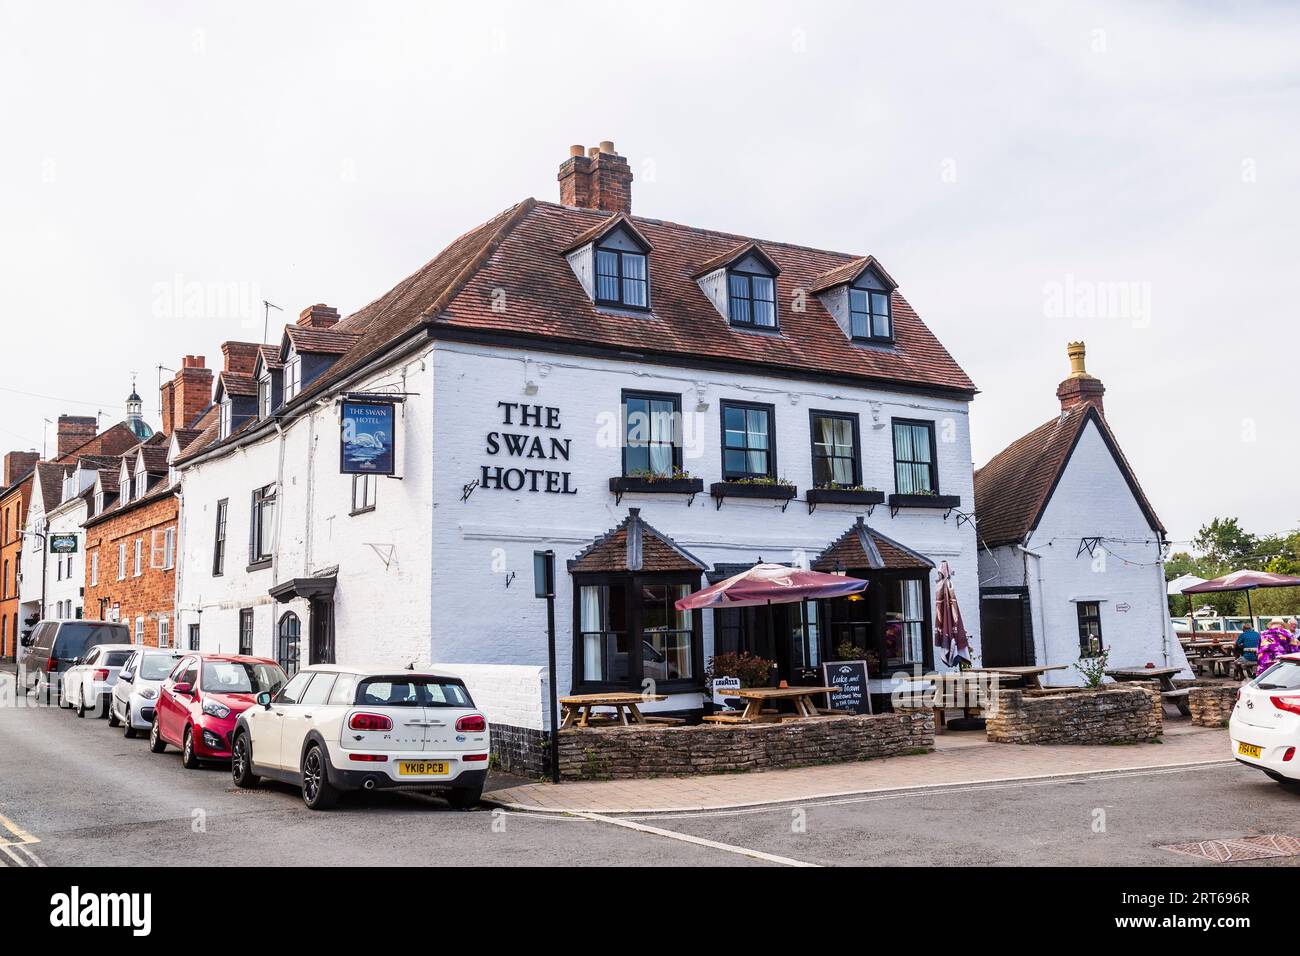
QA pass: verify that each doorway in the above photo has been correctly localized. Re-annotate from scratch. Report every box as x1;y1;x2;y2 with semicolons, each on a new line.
979;588;1032;668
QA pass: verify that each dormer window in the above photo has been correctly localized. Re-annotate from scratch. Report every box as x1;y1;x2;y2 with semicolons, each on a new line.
850;288;892;342
219;399;232;439
134;469;147;499
727;270;776;329
595;245;648;309
283;356;302;402
93;490;104;515
257;373;271;419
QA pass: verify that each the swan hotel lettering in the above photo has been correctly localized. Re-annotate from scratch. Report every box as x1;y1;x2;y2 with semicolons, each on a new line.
480;402;577;495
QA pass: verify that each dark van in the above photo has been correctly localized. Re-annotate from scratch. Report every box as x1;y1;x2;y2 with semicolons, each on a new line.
18;620;132;704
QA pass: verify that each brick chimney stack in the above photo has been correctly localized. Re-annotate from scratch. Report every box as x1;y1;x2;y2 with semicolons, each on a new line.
161;355;214;434
558;140;632;214
1056;341;1105;416
220;341;261;377
3;450;38;486
297;303;340;329
56;415;97;457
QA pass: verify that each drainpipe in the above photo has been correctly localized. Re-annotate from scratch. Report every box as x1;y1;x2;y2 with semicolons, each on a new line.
1017;544;1049;681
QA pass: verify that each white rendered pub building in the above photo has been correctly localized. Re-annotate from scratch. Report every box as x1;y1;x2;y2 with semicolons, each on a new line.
173;141;983;744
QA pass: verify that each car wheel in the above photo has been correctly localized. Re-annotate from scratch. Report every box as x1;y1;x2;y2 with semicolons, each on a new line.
122;706;137;739
148;716;168;754
231;732;260;789
181;726;201;769
301;745;338;810
107;702;120;728
75;687;87;718
445;785;483;811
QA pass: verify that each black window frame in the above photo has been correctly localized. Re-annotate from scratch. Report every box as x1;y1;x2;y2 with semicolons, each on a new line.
277;611;301;676
248;484;275;569
808;409;862;489
1077;601;1104;657
212;498;228;576
621;389;683;478
849;286;894;343
891;418;939;495
238;608;254;656
350;474;377;515
594;243;651;311
719;399;778;482
570;570;704;695
727;269;778;330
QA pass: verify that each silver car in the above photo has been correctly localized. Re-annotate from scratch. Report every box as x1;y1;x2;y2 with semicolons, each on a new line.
110;648;186;737
63;643;138;718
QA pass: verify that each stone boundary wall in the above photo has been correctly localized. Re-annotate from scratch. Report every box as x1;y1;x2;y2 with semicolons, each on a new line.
1189;685;1239;727
556;709;935;780
986;685;1162;744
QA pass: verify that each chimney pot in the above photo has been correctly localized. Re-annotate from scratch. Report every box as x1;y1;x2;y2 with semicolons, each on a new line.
297;303;341;330
587;146;600;159
559;142;633;214
599;140;615;154
1056;340;1105;416
569;144;585;158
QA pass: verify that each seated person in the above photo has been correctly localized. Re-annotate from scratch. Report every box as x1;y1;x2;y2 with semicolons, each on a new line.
1235;624;1261;672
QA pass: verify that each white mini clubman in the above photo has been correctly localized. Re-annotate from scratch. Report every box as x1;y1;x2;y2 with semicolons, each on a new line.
230;665;490;810
1229;653;1300;787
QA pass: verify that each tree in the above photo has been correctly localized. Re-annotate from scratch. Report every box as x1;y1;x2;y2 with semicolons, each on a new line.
1193;517;1257;568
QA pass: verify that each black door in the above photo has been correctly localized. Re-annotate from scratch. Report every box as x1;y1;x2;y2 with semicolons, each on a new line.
308;598;335;665
979;590;1030;668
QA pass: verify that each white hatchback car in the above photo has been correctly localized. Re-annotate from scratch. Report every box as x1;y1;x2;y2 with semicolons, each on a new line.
63;644;139;719
231;665;491;810
110;648;187;737
1229;653;1300;786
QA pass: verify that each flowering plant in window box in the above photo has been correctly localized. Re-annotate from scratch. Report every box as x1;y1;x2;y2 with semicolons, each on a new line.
609;469;703;498
887;491;961;510
807;485;885;507
709;478;798;503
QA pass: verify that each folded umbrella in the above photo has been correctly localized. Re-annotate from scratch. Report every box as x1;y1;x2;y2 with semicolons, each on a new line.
933;560;971;667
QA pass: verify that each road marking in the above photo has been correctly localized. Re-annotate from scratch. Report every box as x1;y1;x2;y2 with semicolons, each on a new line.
569;810;818;867
0;812;40;845
627;762;1239;822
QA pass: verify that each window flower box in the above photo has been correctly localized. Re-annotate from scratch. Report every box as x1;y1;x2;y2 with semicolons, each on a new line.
888;492;961;511
806;487;885;507
609;475;704;504
710;480;798;511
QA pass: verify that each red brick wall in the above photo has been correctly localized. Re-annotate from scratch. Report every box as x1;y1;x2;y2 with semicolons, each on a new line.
0;476;32;657
84;494;179;647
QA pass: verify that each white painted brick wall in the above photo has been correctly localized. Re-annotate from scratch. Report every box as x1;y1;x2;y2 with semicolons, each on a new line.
425;662;548;730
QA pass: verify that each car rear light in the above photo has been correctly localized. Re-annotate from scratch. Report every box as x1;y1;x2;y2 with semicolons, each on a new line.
349;713;393;731
1284;747;1296;763
47;657;57;672
1270;695;1300;716
463;753;488;762
456;714;487;732
348;753;389;762
92;669;108;682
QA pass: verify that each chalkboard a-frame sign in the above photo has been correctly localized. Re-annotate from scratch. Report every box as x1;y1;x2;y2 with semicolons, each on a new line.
822;660;872;715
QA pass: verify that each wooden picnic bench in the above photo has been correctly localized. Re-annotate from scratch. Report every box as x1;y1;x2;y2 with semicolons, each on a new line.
701;685;841;724
1104;666;1192;717
966;664;1070;690
559;692;668;728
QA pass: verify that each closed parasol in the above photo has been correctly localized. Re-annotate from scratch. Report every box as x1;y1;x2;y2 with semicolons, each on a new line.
933;560;971;667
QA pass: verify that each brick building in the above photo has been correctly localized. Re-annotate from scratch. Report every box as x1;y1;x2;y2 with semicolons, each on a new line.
0;451;39;659
83;358;215;647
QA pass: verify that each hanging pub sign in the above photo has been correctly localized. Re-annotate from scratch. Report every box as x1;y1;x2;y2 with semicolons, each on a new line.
340;401;396;475
49;534;78;554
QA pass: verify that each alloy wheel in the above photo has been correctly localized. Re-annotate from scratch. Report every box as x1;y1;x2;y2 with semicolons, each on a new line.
303;749;322;802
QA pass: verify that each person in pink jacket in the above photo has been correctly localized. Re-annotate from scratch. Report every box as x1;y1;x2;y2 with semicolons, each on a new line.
1256;619;1300;673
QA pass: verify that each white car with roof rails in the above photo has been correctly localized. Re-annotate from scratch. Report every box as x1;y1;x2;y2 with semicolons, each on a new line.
1229;652;1300;786
62;644;139;719
230;665;491;810
110;647;187;737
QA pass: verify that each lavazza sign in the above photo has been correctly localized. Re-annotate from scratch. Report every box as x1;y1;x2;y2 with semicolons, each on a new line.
479;402;577;495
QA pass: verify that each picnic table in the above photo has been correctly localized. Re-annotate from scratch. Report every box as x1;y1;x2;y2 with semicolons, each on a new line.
905;671;1004;731
559;692;671;728
1105;666;1192;717
966;664;1070;690
701;685;842;724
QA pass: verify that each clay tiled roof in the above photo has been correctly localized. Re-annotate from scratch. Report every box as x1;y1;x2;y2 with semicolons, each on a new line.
35;463;64;510
812;517;935;572
285;326;362;356
806;254;899;294
216;372;257;399
973;405;1164;549
257;344;284;372
137;445;170;474
568;508;706;574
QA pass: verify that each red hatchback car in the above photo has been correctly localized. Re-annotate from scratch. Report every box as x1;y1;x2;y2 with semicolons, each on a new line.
150;654;288;768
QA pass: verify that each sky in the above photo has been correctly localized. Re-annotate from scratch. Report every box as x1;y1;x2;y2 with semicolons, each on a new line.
2;0;1297;547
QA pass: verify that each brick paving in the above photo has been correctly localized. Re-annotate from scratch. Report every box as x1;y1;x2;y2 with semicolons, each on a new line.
487;722;1232;814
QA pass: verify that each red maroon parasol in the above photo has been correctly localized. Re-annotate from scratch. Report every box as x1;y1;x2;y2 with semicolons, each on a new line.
674;563;867;610
1182;569;1300;623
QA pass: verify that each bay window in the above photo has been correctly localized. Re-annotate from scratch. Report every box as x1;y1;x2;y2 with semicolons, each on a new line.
573;573;702;692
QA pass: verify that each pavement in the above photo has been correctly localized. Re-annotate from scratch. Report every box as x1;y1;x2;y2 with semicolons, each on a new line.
4;671;1298;867
487;722;1233;814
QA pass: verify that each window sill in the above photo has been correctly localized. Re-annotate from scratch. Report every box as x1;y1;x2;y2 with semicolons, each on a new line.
349;506;377;517
728;323;782;336
851;335;895;347
246;559;272;572
888;493;960;511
